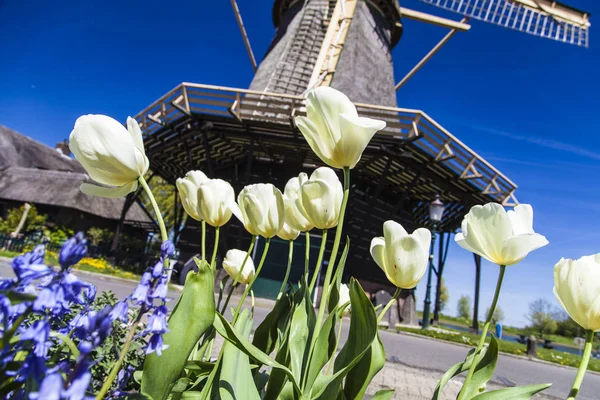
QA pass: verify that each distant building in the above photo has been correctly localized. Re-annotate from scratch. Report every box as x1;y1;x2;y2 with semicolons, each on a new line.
0;125;154;236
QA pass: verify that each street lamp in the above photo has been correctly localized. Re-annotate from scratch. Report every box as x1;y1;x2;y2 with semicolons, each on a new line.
422;194;445;329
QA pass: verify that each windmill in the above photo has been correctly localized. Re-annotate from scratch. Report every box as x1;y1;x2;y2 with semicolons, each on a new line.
125;0;590;326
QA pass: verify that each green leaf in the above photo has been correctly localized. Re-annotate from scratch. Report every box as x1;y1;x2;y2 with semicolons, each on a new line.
460;335;499;399
185;361;215;372
343;330;386;400
180;391;203;399
252;293;291;356
288;283;315;381
213;312;302;395
0;290;36;304
327;237;350;314
471;383;552;399
310;278;378;399
218;309;260;400
171;377;192;393
433;348;477;399
370;389;395;400
263;332;291;400
141;260;216;400
303;305;338;390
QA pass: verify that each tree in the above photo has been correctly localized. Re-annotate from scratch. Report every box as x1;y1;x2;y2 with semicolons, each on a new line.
457;295;471;320
485;305;505;323
439;277;449;312
0;205;47;235
527;298;558;338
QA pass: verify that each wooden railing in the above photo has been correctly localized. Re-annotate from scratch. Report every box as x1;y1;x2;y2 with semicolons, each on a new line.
134;82;518;205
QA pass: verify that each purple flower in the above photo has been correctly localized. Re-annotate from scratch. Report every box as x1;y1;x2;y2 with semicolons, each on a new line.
20;320;50;357
29;371;62;400
78;306;112;354
150;275;168;301
12;245;51;282
109;300;129;322
161;240;175;260
63;362;92;400
145;305;168;334
59;232;88;269
146;333;168;356
151;261;164;279
19;354;47;384
131;272;152;305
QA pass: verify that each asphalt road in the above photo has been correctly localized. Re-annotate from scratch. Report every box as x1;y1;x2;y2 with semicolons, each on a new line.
2;259;599;399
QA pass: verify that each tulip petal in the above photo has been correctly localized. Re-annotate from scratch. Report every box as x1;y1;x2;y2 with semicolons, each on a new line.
230;202;244;225
463;204;513;264
507;204;534;235
176;178;202;221
295;116;335;167
301;179;338;229
338;113;386;168
370;237;386;272
500;233;549;266
383;221;408;255
387;236;427;289
127;117;145;156
80;181;137;198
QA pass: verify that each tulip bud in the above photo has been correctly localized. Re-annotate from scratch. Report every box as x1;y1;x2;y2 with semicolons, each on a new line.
294;87;386;169
455;203;548;266
296;167;343;230
554;254;600;332
222;249;255;284
370;221;431;289
69;115;149;198
231;183;284;238
283;174;314;232
197;179;235;227
277;220;300;241
176;171;209;221
338;283;351;315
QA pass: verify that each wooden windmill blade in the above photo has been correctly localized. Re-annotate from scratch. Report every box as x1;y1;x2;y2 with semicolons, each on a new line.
418;0;591;47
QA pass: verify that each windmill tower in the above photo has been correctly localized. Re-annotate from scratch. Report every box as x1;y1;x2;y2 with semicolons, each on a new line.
129;0;590;322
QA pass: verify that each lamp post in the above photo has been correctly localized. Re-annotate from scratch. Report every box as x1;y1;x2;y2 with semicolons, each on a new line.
422;194;445;329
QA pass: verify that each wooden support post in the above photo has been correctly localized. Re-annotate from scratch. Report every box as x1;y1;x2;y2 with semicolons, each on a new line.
472;254;482;333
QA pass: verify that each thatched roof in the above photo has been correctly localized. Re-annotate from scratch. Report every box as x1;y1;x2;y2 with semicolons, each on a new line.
0;125;151;225
0;125;84;172
0;167;151;224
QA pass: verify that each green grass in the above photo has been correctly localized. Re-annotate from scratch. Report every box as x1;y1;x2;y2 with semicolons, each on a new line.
394;325;600;372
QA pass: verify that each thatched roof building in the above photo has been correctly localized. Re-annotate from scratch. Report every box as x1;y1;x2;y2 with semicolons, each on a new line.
0;125;152;231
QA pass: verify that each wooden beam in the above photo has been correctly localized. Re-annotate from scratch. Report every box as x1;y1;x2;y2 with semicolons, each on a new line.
371;156;392;203
230;0;257;72
395;17;469;91
399;7;471;31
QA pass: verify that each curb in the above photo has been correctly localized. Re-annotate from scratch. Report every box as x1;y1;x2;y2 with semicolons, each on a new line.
390;328;600;376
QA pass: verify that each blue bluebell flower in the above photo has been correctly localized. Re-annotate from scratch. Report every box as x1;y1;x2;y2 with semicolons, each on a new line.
161;240;175;260
63;360;92;400
12;245;51;282
151;261;164;279
145;305;168;335
150;275;168;301
59;232;88;269
29;371;62;400
78;306;112;354
19;354;47;384
20;320;51;357
131;272;152;305
109;300;129;322
146;333;168;356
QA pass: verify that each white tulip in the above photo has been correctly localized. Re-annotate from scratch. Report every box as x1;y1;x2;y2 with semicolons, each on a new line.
295;87;386;169
231;183;284;238
455;203;548;266
197;179;235;227
222;249;255;285
69;115;149;198
338;283;351;315
296;167;343;230
176;171;209;221
283;174;314;232
277;220;300;241
554;254;600;332
370;221;431;289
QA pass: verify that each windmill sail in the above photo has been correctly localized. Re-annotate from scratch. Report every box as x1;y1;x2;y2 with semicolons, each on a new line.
418;0;590;47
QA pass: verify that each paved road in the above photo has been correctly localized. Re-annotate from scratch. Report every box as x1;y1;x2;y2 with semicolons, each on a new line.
2;259;598;399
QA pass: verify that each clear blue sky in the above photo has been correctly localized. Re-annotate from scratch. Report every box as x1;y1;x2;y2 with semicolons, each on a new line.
1;0;599;327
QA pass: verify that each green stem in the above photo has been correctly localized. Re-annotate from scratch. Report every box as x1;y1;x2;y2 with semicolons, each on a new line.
96;306;145;400
278;240;294;298
202;220;206;261
304;232;310;276
314;168;350;337
98;176;171;400
49;332;80;359
232;238;271;323
211;226;220;271
309;230;328;294
377;288;401;325
567;330;595;400
458;265;506;400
